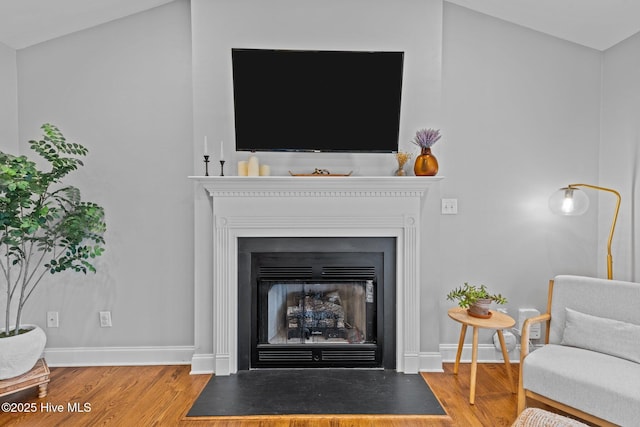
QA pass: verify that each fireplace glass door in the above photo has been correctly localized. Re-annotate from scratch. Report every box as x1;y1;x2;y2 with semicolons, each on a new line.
261;280;375;345
254;279;380;367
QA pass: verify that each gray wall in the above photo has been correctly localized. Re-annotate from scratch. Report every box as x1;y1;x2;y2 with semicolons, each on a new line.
438;3;602;345
16;0;194;351
191;0;443;177
0;42;20;322
2;0;637;361
0;41;18;152
601;31;640;282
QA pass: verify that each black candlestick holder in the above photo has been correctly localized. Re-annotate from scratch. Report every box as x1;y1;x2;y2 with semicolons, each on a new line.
219;160;226;176
203;155;210;176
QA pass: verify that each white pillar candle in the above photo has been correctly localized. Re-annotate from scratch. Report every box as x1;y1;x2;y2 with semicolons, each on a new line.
204;136;208;155
247;156;260;176
237;161;248;176
259;164;271;176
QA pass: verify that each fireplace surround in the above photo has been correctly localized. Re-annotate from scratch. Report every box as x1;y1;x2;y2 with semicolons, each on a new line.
190;176;442;375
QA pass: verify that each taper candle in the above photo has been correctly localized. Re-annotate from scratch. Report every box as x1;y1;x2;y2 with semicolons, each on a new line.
220;140;224;160
204;136;208;155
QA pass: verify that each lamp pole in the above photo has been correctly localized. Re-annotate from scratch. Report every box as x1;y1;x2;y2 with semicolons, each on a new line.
566;184;621;280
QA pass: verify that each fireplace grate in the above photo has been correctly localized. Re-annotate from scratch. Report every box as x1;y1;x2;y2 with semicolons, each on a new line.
258;350;313;361
258;266;313;279
322;350;377;361
257;266;375;280
321;266;375;279
257;348;378;365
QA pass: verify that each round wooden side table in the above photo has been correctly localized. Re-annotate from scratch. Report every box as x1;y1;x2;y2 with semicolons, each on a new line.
448;306;516;404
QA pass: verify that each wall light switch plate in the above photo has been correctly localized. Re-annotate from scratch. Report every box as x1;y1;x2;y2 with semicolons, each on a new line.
441;198;458;215
99;311;112;328
47;311;59;328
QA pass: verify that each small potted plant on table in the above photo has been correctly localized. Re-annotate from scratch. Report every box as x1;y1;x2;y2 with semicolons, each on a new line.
446;283;507;318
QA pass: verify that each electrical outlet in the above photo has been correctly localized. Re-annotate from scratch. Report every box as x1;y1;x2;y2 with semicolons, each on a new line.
516;308;541;339
441;198;458;215
46;311;59;328
99;311;112;328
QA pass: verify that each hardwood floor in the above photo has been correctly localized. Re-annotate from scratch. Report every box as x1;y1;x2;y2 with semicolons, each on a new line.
0;363;521;426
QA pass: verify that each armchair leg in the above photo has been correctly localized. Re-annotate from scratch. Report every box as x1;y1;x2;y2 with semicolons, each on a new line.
517;381;526;414
517;356;526;414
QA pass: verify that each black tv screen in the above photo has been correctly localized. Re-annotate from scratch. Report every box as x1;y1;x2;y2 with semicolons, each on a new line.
231;48;404;153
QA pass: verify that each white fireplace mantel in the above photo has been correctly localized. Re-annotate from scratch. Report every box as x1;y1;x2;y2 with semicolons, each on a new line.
189;176;443;375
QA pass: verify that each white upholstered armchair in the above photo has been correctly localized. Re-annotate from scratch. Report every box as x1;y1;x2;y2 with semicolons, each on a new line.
517;275;640;427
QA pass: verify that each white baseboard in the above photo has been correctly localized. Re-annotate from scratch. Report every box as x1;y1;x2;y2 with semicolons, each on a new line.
439;343;524;363
190;353;215;375
419;351;444;372
43;345;195;367
43;344;538;372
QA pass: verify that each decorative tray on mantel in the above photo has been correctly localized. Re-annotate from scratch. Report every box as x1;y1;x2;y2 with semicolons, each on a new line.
289;169;353;177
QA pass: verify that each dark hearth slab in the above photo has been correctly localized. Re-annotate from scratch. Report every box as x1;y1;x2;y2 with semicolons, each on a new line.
187;369;446;417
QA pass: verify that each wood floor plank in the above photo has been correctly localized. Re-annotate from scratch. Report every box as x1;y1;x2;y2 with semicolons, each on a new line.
0;363;525;426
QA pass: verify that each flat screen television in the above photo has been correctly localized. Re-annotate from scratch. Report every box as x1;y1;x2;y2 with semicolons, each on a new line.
231;48;404;153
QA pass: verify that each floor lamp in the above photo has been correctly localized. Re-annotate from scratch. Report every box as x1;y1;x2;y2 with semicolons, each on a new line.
549;184;621;280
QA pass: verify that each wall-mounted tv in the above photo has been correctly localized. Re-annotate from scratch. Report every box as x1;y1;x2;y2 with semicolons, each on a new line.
231;48;404;153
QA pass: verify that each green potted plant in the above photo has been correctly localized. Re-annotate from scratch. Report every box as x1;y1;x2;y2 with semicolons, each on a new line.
0;124;106;379
446;282;507;318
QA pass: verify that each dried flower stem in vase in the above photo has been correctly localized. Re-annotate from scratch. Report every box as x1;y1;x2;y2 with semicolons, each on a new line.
394;152;412;176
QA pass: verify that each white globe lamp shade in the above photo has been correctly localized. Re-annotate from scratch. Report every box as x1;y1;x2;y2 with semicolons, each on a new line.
549;187;589;215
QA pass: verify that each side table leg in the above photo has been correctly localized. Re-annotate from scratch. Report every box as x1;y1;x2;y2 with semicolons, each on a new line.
497;329;516;393
453;324;467;375
469;326;479;405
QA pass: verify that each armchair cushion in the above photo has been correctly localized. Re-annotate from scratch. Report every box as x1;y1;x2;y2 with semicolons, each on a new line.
523;344;640;427
561;307;640;363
